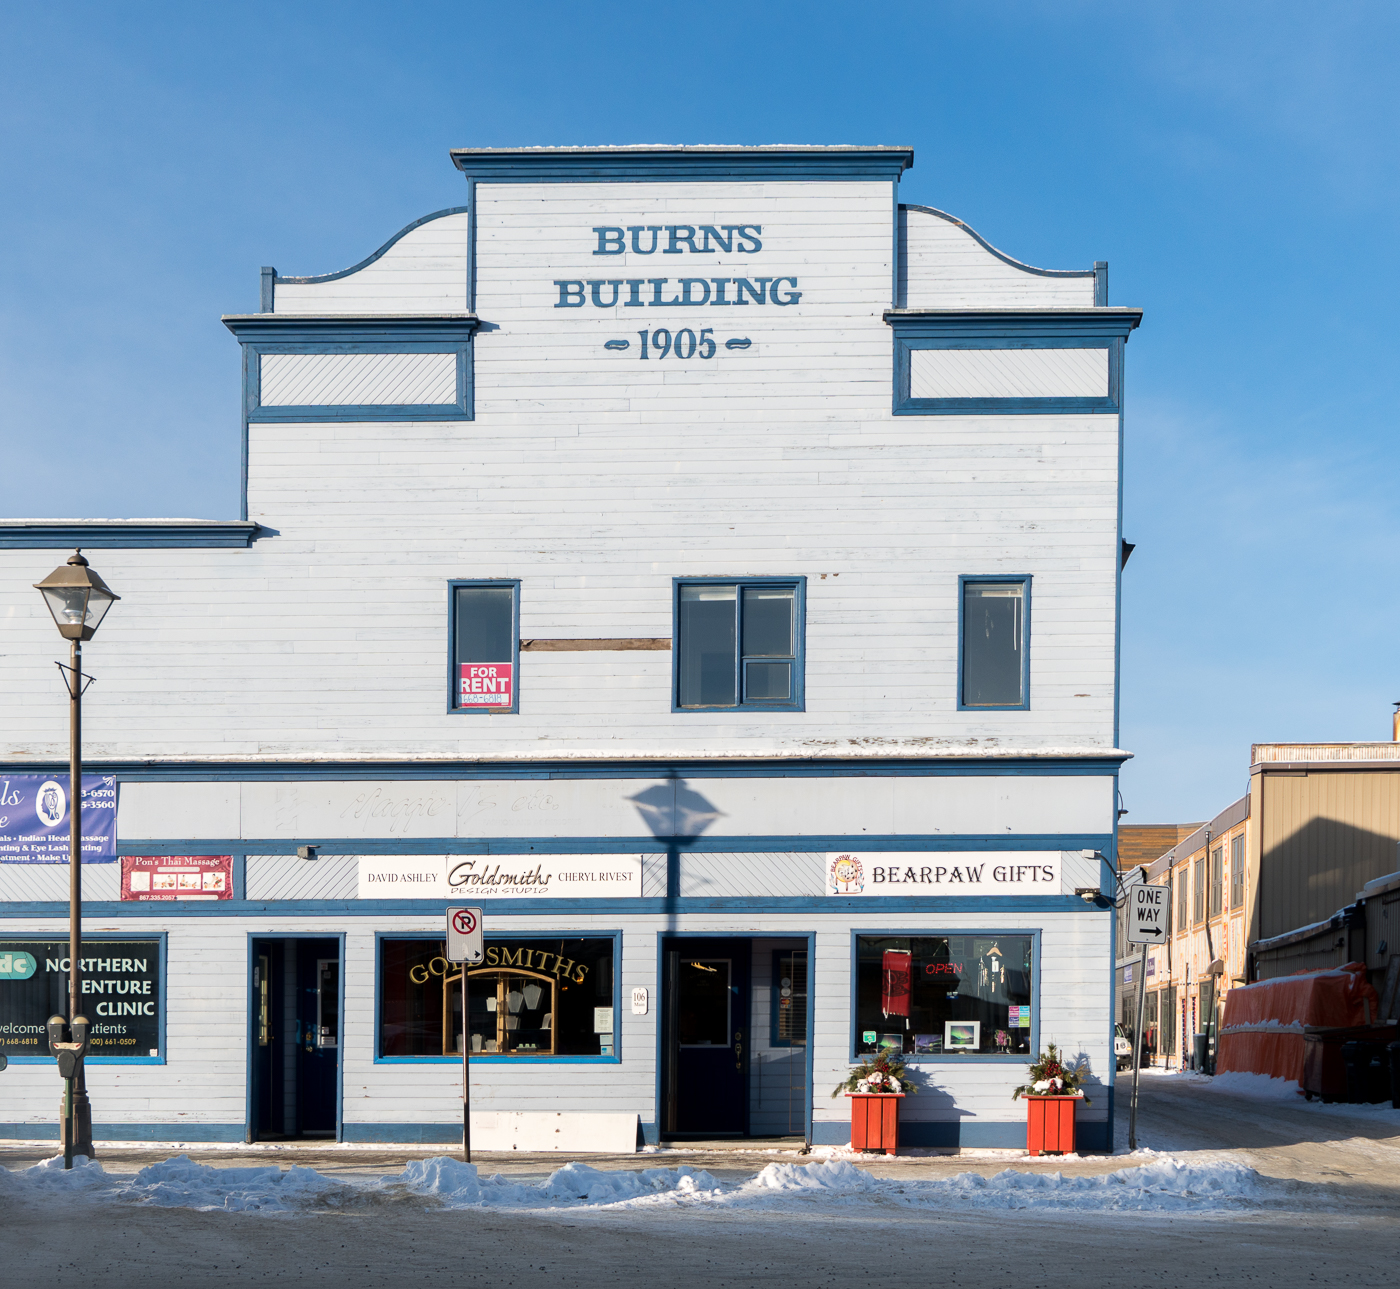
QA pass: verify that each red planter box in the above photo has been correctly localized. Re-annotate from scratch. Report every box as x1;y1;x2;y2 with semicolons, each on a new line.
848;1093;903;1155
1025;1095;1078;1156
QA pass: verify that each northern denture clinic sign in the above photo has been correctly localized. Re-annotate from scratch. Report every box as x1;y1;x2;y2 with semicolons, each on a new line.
357;855;643;899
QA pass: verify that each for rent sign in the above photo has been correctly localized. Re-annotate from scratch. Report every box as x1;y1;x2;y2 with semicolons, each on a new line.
459;663;513;709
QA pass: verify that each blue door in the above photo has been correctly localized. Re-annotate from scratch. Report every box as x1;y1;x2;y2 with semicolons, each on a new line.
664;939;750;1136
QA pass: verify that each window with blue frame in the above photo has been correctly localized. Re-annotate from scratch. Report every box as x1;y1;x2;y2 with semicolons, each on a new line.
960;577;1030;709
675;580;803;710
854;935;1034;1057
450;581;519;713
379;937;615;1058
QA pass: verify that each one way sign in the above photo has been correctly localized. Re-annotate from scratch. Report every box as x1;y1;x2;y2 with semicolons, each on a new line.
1127;884;1168;945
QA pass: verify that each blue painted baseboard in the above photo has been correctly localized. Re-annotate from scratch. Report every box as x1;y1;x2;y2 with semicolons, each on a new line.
342;1123;465;1145
0;1122;246;1143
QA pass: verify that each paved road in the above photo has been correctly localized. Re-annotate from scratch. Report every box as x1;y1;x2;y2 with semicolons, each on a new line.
3;1074;1397;1288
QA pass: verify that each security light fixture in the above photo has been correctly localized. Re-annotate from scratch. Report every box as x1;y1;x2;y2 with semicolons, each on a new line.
33;551;120;641
1075;888;1102;903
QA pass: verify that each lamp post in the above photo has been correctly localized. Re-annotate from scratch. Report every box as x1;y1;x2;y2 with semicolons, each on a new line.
33;550;119;1168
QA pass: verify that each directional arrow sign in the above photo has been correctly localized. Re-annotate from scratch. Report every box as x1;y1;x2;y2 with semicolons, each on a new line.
1127;884;1168;945
446;906;484;964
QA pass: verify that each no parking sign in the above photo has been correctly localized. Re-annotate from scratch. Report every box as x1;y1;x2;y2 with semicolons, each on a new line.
446;906;484;964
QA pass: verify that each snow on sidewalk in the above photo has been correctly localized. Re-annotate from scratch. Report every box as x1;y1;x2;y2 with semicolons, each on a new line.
0;1152;1335;1216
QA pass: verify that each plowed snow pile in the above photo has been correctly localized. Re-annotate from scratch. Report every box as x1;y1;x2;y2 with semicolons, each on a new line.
0;1153;1327;1215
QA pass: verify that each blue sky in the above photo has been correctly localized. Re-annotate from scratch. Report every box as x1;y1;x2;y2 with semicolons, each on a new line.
2;3;1397;821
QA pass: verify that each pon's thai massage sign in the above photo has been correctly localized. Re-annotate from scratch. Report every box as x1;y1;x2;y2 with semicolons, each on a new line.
826;852;1063;896
121;855;232;901
358;854;643;899
460;662;513;710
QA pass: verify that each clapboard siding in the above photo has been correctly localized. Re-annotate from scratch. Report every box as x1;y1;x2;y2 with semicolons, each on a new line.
900;207;1097;308
272;211;470;315
0;906;1108;1132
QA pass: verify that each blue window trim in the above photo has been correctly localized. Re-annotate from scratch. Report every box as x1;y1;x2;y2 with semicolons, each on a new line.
671;576;807;713
2;931;167;1065
768;946;809;1049
373;929;623;1065
885;309;1141;417
958;574;1032;712
447;578;521;715
0;522;261;550
223;316;478;424
244;931;346;1142
846;927;1041;1064
451;146;913;184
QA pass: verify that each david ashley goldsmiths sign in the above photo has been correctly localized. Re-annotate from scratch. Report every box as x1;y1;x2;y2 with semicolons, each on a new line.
358;855;643;899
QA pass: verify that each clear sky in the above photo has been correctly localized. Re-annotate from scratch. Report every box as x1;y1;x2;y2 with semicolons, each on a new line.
2;3;1397;821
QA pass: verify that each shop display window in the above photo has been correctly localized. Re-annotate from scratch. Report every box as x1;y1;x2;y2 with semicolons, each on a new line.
379;937;615;1058
853;935;1034;1057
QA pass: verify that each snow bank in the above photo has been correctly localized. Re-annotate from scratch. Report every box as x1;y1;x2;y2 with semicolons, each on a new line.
0;1153;1323;1217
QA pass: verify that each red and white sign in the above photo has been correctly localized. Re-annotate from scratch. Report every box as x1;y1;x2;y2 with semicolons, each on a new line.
121;855;232;901
446;905;484;964
459;662;513;709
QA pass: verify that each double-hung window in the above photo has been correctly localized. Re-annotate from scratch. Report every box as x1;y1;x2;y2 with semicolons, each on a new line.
674;579;804;710
1208;846;1224;919
959;576;1030;710
1193;857;1206;925
449;580;519;713
1229;834;1245;910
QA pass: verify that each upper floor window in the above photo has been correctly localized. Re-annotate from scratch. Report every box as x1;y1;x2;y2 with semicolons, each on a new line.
449;580;519;714
1176;868;1188;934
1208;845;1224;919
1193;857;1206;925
674;579;804;711
959;577;1030;710
1229;834;1245;910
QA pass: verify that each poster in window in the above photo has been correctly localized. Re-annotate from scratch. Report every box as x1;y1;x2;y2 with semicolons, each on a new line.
881;950;911;1018
459;662;513;709
0;939;161;1058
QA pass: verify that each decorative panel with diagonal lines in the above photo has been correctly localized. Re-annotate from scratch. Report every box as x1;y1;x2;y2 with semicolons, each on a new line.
909;347;1108;399
259;352;457;406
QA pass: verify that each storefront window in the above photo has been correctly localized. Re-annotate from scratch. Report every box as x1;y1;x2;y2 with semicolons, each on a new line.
854;935;1033;1057
379;937;615;1058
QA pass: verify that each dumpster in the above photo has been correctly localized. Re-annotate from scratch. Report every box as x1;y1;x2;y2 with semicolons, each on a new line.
1340;1041;1389;1104
1303;1025;1398;1102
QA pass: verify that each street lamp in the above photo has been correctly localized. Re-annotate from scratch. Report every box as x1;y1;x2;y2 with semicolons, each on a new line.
33;550;119;1168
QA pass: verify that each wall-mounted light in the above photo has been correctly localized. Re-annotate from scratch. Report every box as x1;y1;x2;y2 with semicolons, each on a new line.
297;846;319;861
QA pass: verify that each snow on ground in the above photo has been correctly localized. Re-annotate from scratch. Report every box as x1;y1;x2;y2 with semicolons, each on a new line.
1144;1067;1400;1116
0;1151;1338;1217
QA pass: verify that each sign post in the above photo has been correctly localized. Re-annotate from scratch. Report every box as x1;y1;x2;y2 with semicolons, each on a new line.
445;906;484;1163
1125;882;1167;1150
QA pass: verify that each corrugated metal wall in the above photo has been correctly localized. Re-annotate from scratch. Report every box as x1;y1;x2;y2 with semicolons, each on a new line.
1258;770;1400;939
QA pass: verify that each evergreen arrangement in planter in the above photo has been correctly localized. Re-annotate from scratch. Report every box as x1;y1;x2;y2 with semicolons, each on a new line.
831;1050;919;1097
1012;1043;1090;1102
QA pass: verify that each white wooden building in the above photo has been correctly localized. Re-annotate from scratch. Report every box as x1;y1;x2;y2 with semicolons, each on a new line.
0;145;1138;1151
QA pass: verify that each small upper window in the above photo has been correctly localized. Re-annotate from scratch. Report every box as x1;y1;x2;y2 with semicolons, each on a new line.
450;581;518;713
675;580;803;710
960;578;1029;709
1229;834;1245;910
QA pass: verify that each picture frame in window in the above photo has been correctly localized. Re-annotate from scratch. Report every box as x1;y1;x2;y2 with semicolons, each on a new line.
945;1020;981;1051
447;579;520;715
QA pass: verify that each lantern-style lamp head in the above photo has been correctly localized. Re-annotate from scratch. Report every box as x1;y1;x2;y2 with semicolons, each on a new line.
33;551;120;641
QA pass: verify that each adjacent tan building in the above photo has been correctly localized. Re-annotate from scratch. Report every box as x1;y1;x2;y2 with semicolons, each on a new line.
1123;742;1400;1067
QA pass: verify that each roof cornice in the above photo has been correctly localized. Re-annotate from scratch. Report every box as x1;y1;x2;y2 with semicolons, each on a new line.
449;145;914;183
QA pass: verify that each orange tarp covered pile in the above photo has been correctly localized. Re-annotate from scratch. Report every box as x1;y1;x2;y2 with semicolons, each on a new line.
1217;963;1380;1084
